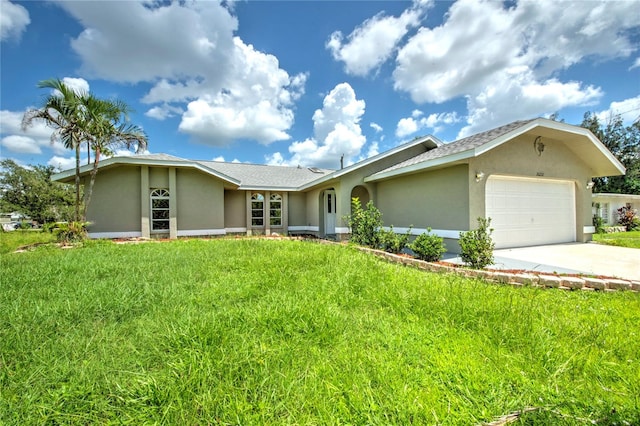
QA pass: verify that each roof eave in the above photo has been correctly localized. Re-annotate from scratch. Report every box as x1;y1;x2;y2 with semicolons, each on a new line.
364;149;475;182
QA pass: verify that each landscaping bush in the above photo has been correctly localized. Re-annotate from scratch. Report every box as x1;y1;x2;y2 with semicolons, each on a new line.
592;215;605;234
409;228;446;261
54;221;88;244
617;204;640;231
346;197;382;248
459;217;495;269
379;225;412;254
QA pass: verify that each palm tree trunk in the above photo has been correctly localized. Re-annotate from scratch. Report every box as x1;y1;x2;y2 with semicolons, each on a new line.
84;147;101;220
74;137;81;222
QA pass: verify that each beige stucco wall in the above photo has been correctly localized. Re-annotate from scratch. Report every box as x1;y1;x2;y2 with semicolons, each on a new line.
85;166;141;233
288;192;307;226
176;169;224;231
376;165;469;231
469;133;593;241
224;190;246;229
149;167;169;188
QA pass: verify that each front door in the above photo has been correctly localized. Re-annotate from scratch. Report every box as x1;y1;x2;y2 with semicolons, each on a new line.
324;190;336;235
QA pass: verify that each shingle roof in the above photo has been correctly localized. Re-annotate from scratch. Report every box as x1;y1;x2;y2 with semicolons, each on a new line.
196;161;333;188
373;119;536;175
121;153;186;162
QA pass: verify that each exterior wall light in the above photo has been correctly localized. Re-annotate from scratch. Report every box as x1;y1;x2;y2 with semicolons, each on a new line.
534;136;545;156
475;171;485;182
586;181;595;190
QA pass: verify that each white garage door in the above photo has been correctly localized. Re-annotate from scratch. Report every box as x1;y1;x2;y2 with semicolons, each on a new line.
486;176;576;249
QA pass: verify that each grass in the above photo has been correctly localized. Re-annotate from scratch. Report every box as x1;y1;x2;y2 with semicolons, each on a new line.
593;230;640;249
0;229;57;254
1;238;639;424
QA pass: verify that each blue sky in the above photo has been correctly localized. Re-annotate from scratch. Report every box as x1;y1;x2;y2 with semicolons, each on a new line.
1;0;639;171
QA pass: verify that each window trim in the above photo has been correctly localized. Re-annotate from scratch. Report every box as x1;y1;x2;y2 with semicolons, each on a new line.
251;192;265;227
150;188;170;233
269;193;283;227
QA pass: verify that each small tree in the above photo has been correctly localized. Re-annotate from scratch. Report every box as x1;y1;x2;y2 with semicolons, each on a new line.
346;197;382;248
410;228;446;261
617;204;640;231
459;217;495;269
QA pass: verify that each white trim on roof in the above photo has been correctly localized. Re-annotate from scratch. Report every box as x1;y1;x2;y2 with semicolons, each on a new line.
365;118;625;183
299;135;441;190
51;156;241;186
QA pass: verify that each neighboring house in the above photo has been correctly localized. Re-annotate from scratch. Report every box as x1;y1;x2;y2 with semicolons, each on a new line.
52;118;625;252
592;193;640;225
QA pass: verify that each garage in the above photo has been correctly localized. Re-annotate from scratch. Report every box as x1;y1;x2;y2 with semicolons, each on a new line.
486;175;576;249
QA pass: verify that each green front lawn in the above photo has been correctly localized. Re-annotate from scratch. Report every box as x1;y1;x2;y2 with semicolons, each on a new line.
593;230;640;249
2;239;639;424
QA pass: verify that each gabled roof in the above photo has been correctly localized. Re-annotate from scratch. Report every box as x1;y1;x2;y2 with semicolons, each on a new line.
51;153;332;190
366;118;625;182
195;161;332;190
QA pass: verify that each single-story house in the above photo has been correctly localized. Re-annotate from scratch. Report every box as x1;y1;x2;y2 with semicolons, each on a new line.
592;193;640;226
52;118;625;252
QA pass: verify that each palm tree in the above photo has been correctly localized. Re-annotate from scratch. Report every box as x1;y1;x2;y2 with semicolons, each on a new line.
83;96;148;218
22;78;89;222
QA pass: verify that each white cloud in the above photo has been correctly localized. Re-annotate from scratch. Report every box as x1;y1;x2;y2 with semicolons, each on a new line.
1;135;42;154
327;0;429;76
145;104;184;120
268;83;367;169
0;109;69;155
595;95;640;126
388;0;638;134
61;77;90;95
58;1;306;147
370;122;383;133
631;58;640;70
396;111;460;137
458;71;602;138
47;155;77;171
0;0;30;42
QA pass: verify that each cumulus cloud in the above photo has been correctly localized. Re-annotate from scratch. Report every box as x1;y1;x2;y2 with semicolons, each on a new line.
61;77;90;95
0;0;30;42
327;0;429;76
370;122;383;133
58;1;307;146
396;110;460;137
0;109;67;155
267;83;367;169
631;58;640;70
47;155;77;171
595;95;640;126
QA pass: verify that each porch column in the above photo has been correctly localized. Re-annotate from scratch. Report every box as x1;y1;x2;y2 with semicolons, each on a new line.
282;192;289;235
265;191;271;236
245;191;252;236
140;166;150;238
169;167;177;239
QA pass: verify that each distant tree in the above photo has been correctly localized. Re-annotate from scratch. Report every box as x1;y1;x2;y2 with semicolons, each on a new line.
0;159;75;223
581;112;640;194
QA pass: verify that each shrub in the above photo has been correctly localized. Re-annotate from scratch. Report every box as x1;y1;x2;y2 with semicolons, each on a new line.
410;228;446;261
346;198;382;248
54;221;88;244
617;204;639;231
592;215;605;234
379;226;412;254
459;217;495;269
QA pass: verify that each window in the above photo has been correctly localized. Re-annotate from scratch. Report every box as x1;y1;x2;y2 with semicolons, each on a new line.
601;202;609;223
150;188;170;232
251;193;264;227
270;193;282;226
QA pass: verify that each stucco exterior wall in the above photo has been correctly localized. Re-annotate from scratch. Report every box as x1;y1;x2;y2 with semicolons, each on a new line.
288;192;307;227
469;133;593;241
376;165;470;231
149;167;169;188
224;190;246;229
176;169;224;231
86;166;141;233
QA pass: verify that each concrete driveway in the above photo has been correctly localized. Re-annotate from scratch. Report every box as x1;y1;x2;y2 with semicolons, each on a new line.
445;242;640;281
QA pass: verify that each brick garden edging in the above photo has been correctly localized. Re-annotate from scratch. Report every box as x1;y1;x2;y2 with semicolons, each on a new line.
355;246;640;293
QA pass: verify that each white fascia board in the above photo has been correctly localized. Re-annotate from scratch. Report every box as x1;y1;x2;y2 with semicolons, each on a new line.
51;157;242;187
364;149;474;183
298;136;443;190
238;185;301;191
593;193;640;200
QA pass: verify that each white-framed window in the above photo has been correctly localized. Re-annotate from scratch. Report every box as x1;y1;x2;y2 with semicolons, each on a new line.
150;188;170;232
251;193;264;227
270;193;282;226
600;202;610;223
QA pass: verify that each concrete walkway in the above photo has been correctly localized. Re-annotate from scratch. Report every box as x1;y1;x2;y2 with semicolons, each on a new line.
444;242;640;281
